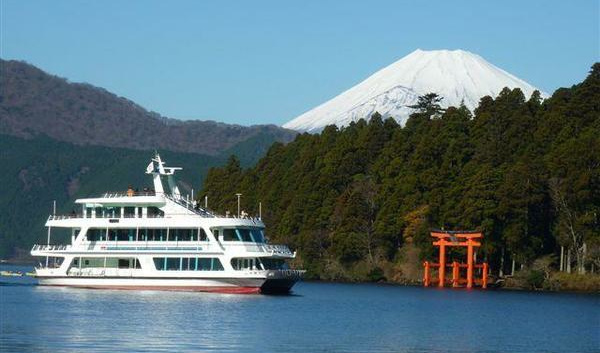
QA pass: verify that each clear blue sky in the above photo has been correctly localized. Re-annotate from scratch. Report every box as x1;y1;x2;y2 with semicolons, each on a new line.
1;0;598;126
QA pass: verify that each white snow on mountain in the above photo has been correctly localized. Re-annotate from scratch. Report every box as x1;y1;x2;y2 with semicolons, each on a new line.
283;49;546;133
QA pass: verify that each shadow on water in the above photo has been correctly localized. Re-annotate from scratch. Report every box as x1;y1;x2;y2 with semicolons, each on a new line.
261;291;303;297
0;281;38;287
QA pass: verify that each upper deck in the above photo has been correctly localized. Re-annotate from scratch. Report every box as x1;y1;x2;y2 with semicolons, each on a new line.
46;153;264;228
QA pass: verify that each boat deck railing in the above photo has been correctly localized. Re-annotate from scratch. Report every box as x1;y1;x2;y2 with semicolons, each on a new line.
267;269;306;278
225;243;295;257
264;244;294;256
102;191;157;198
31;244;70;251
47;212;264;222
163;193;216;218
47;191;264;223
31;242;293;256
48;214;82;220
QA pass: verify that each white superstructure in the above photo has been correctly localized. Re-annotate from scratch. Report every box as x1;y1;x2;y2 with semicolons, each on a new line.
31;154;304;294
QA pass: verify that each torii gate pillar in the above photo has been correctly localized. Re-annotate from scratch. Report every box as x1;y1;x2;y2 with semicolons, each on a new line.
438;243;446;287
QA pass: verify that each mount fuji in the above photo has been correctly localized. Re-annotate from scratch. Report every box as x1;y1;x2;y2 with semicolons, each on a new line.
283;49;546;133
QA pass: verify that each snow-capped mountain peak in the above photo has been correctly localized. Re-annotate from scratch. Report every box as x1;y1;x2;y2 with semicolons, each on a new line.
283;49;546;133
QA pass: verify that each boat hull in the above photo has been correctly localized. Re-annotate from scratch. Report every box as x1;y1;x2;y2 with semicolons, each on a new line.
36;276;266;294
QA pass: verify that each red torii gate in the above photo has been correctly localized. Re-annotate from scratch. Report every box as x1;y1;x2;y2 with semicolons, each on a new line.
423;230;488;289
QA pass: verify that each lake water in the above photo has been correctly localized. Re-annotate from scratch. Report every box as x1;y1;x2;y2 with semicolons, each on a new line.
1;264;598;353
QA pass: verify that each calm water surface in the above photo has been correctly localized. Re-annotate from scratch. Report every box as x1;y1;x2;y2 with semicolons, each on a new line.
1;265;598;353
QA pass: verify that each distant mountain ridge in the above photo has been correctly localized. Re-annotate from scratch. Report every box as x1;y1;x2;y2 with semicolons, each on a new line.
0;59;297;155
284;49;546;132
0;58;297;259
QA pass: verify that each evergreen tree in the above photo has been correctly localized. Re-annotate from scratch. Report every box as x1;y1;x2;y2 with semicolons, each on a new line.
199;65;600;281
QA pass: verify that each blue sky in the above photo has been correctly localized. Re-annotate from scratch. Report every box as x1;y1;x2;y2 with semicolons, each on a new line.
1;0;598;126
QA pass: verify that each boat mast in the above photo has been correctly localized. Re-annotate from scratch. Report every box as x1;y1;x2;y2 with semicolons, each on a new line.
46;200;55;267
145;152;182;198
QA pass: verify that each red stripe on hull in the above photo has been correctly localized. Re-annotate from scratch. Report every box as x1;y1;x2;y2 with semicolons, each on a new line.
42;284;261;294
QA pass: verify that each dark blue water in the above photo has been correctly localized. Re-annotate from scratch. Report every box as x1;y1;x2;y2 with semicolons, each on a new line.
1;265;598;353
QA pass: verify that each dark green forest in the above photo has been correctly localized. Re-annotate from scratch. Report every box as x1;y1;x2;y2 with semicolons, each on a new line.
0;135;232;259
202;64;600;283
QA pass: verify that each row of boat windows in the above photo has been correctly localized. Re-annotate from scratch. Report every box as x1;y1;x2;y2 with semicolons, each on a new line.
85;206;164;218
85;228;266;243
68;257;288;271
153;257;224;271
230;257;289;270
86;228;208;242
214;228;265;243
72;257;141;269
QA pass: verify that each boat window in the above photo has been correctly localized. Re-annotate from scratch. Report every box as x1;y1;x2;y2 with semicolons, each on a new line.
199;228;208;241
236;229;253;242
213;258;224;271
197;258;211;270
124;207;136;218
94;207;104;218
182;257;191;270
223;229;240;241
153;257;166;271
86;228;107;241
85;207;93;218
118;259;130;268
259;258;289;270
166;258;180;270
147;207;164;218
105;207;121;218
250;229;265;243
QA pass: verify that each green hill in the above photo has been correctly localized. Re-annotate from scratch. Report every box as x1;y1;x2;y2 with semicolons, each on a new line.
0;134;228;259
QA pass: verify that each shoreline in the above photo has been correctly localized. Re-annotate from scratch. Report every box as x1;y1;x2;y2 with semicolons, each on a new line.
3;261;597;295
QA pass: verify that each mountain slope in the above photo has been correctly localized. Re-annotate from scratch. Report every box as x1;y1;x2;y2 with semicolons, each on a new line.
284;49;546;132
0;59;296;155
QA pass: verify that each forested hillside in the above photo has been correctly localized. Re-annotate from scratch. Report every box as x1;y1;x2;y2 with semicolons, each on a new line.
0;59;296;156
0;135;229;259
0;58;298;259
202;64;600;283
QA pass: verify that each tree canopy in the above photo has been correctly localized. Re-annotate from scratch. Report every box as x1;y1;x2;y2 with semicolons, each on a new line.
201;65;600;281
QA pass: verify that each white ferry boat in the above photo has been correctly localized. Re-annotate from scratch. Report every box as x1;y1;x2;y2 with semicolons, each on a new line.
31;154;304;294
